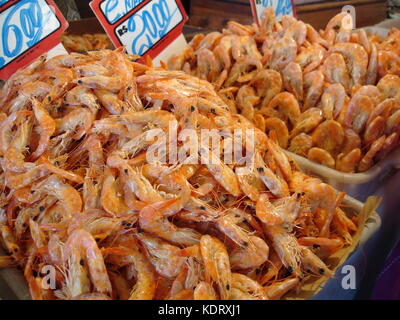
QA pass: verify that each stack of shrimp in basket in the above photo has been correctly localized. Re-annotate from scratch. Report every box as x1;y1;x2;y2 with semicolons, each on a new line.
0;47;375;300
168;7;400;173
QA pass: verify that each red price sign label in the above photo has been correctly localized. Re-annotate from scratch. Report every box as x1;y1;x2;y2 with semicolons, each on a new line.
90;0;188;62
250;0;295;25
0;0;68;80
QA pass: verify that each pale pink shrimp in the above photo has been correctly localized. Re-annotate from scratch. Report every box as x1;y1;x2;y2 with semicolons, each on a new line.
377;74;400;100
3;121;35;173
200;148;241;197
312;120;345;156
306;24;329;48
307;147;336;169
284;20;307;46
104;245;156;300
320;83;347;120
136;232;185;278
199;235;232;300
235;166;266;202
28;99;56;161
299;246;333;277
266;137;292;181
263;225;302;276
303;181;337;237
5;81;51;113
386;109;400;135
197;48;220;82
264;278;299;300
288;133;313;157
256;193;300;227
303;70;324;110
264;117;289;149
63;229;112;295
251;69;283;108
358;135;386;172
255;154;290;198
341;128;362;155
0;110;31;154
364;116;386;146
226;21;254;37
94;89;125;115
75;75;124;93
323;53;352;91
377;132;399;161
194;281;217;300
139;200;201;246
54;107;94;140
366;43;378;85
378;50;400;79
290;108;323;138
100;168;130;216
236;85;259;120
269;36;297;71
230;273;267;300
225;56;263;87
198;32;223;50
34;175;82;214
266;92;301;127
336;148;362;173
282;62;303;102
329;43;368;86
295;44;326;74
64;85;100;113
344;94;374;133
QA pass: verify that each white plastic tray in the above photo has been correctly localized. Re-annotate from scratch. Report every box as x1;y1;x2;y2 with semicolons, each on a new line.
286;149;400;201
0;195;381;300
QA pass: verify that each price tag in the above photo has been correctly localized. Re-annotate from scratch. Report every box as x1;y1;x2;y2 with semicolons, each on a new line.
250;0;295;25
90;0;188;64
0;0;68;80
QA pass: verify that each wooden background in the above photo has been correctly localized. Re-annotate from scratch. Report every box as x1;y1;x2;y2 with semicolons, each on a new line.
188;0;388;30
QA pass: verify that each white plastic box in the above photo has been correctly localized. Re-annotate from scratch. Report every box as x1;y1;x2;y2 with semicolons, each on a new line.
286;149;400;201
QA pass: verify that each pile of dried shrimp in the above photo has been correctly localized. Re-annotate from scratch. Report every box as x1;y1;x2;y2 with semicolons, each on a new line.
62;33;113;53
0;48;359;300
168;7;400;173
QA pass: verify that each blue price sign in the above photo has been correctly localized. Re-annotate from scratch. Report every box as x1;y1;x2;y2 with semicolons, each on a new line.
0;0;68;80
250;0;294;24
90;0;188;61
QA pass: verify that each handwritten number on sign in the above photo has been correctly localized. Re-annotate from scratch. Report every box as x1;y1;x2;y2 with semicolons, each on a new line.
0;0;55;68
122;0;178;56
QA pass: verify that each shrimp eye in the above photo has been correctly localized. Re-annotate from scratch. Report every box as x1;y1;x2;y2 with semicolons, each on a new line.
80;259;85;266
210;108;216;114
243;241;249;247
257;167;264;172
226;284;230;290
313;244;320;249
124;169;129;174
39;206;45;212
287;266;293;274
77;80;82;84
255;268;260;274
190;106;195;112
127;86;132;91
319;268;325;275
199;206;206;210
